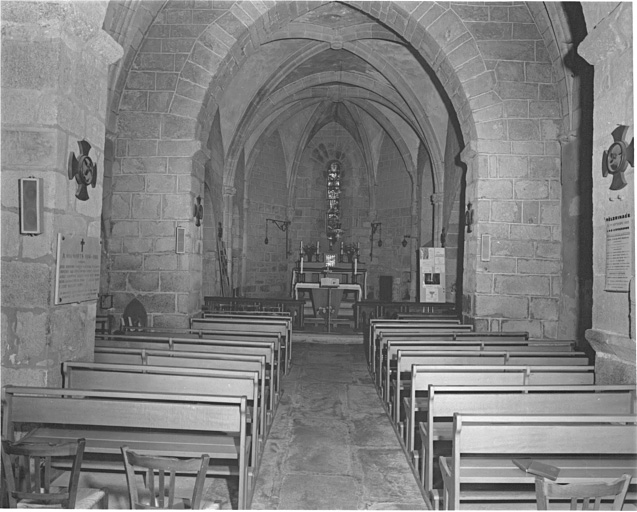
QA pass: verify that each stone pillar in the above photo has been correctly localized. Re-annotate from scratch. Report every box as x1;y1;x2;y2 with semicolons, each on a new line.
223;186;237;293
579;3;635;383
1;1;122;387
459;144;478;324
430;193;444;248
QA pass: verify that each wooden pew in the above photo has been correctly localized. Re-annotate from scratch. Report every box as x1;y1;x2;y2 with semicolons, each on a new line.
62;361;263;471
117;327;285;375
354;300;457;332
203;296;305;329
91;347;273;426
199;313;292;370
373;330;533;382
368;319;470;370
391;348;590;416
3;386;252;509
417;384;637;501
95;334;281;405
401;364;596;450
370;324;475;380
439;414;637;510
381;339;579;399
191;317;291;375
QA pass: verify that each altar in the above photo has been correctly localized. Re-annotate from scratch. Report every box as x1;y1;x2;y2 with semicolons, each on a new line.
291;262;367;298
291;260;365;330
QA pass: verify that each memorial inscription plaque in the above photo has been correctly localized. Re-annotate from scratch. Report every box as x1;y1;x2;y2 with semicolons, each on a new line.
55;233;101;304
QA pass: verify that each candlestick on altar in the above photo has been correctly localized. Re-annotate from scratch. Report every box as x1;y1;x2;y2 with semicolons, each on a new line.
354;256;358;275
316;241;320;254
340;242;343;255
300;255;303;273
300;240;303;252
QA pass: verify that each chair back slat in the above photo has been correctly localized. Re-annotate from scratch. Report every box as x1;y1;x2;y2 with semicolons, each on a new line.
1;438;86;508
121;446;210;509
535;474;632;510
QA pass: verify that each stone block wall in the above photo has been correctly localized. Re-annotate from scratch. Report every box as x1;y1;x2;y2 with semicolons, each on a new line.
375;134;414;301
245;131;290;296
1;2;121;387
105;4;212;328
458;4;564;337
579;3;635;383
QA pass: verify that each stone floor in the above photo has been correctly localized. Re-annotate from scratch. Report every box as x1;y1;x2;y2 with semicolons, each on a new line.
74;340;429;509
249;341;429;510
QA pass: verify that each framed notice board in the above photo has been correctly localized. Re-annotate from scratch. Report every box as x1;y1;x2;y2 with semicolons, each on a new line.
54;234;101;304
605;213;634;292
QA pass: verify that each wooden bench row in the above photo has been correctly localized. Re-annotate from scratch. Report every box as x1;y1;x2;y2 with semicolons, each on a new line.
3;386;253;508
439;414;637;510
362;318;635;510
3;312;295;510
419;384;637;504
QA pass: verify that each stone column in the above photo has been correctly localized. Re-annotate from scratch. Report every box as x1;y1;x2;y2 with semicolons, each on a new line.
430;193;444;248
223;186;237;292
459;143;478;324
1;1;122;387
579;3;635;384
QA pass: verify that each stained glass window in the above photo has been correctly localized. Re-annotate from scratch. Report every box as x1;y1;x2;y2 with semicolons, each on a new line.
326;161;342;246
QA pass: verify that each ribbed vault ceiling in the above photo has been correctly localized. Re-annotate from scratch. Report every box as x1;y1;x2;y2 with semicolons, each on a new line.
216;1;451;187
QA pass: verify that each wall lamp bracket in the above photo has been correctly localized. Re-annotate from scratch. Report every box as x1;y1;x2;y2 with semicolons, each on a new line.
465;202;474;233
370;222;382;258
264;218;292;257
401;234;412;248
193;196;204;227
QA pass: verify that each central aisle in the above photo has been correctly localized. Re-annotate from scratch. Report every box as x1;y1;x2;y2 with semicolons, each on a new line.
250;342;428;510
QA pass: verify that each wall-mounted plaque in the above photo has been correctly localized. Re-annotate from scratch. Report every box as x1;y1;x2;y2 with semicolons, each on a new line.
55;234;101;304
605;213;634;292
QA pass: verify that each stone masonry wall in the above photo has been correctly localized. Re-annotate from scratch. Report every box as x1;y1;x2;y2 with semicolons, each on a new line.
579;2;635;383
1;1;121;387
245;131;289;296
107;4;209;328
375;133;413;301
459;3;564;337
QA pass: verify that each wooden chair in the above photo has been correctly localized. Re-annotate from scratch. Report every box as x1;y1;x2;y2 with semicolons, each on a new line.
121;446;215;509
535;474;632;510
1;438;108;508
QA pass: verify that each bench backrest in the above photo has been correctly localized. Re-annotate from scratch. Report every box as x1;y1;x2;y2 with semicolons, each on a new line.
63;362;258;400
191;318;289;337
100;330;281;343
386;339;575;352
203;312;292;320
453;414;637;455
93;347;266;371
95;335;276;363
3;386;246;440
398;350;589;373
412;365;595;388
430;385;637;419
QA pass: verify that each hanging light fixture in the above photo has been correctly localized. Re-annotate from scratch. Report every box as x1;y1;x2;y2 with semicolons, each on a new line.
402;234;411;248
264;218;292;257
370;222;382;258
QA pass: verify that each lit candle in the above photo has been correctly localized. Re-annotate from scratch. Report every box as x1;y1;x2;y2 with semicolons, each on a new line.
300;240;303;252
300;255;303;273
354;256;358;275
316;241;320;254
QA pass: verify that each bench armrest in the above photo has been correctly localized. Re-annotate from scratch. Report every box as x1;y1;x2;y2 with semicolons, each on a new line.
439;456;456;510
